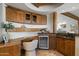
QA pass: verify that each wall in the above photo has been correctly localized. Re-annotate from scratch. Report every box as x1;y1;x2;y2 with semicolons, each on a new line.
56;13;78;33
9;32;38;39
47;14;53;33
0;3;6;42
8;22;47;39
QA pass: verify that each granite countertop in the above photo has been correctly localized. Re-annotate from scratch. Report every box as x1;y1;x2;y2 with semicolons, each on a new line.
56;35;75;40
74;34;79;36
38;33;75;40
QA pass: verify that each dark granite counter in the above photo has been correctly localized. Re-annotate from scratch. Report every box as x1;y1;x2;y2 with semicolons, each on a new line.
38;33;75;40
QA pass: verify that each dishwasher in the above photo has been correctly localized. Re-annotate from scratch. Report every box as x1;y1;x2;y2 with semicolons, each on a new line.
38;35;49;49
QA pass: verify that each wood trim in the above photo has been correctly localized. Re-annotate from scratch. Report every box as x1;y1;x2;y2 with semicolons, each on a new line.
62;12;79;21
53;12;57;33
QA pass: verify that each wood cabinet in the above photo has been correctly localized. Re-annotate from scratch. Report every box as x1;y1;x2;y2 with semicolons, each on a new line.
31;14;47;25
6;7;16;22
0;40;21;56
16;10;25;23
25;12;31;24
6;7;25;23
36;15;42;24
37;15;47;25
32;14;37;24
64;39;75;56
56;38;65;54
56;37;75;56
5;44;21;56
6;6;47;25
41;15;47;25
49;34;56;50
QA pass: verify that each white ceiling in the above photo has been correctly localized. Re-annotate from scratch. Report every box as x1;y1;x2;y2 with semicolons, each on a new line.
25;3;63;14
56;3;79;13
6;3;79;15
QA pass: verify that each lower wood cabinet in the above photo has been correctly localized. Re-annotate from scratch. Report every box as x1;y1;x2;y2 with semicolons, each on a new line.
0;44;21;56
49;34;56;50
0;42;21;56
56;38;65;54
56;37;75;56
7;45;21;56
38;34;75;56
64;39;75;56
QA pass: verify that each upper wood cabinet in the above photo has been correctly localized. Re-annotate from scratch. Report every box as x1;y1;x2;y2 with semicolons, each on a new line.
41;15;47;25
6;7;17;22
32;14;43;24
16;10;25;23
32;14;37;24
37;15;42;24
6;7;25;23
32;14;47;25
6;6;47;25
25;12;31;24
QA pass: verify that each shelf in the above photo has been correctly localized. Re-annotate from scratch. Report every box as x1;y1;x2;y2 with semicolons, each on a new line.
8;28;41;32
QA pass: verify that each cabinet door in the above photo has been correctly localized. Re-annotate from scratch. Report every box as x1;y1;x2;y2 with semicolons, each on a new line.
37;15;42;24
16;10;25;23
59;38;65;54
65;40;75;56
41;15;47;25
0;47;10;56
6;44;21;56
49;34;56;50
56;38;60;51
71;40;75;56
25;13;31;24
56;38;65;54
32;14;37;24
6;7;16;22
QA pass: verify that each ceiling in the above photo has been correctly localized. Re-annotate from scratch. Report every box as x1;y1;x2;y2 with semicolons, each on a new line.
6;3;79;15
32;3;63;7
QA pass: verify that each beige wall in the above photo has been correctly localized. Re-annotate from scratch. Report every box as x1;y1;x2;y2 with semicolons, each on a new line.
47;14;53;33
56;13;78;33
